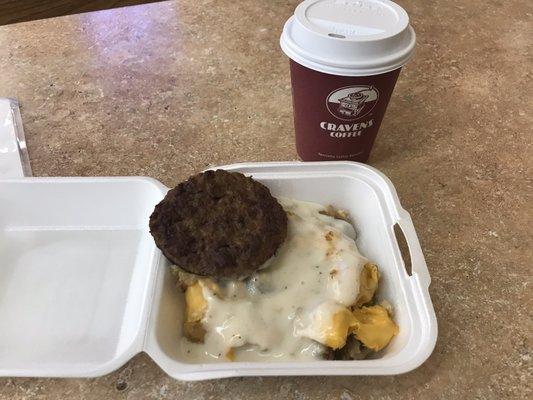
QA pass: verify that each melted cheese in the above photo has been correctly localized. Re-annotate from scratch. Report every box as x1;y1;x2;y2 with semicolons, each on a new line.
295;302;356;349
351;305;399;351
183;279;220;342
184;281;207;323
178;197;394;362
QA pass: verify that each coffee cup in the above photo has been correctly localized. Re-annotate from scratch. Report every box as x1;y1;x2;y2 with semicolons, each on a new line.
280;0;416;162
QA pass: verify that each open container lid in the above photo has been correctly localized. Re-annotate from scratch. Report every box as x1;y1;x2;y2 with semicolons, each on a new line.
0;102;162;377
0;177;167;377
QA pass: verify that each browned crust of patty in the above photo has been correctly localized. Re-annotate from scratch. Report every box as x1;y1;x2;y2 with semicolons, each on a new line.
149;170;287;279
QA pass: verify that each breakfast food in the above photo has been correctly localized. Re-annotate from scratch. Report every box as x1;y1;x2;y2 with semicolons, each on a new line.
170;196;398;362
149;170;398;362
149;170;287;279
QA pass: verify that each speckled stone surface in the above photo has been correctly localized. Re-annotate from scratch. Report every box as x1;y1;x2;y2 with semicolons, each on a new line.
0;0;531;399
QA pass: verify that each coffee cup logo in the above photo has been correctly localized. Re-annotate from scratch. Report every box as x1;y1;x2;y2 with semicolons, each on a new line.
326;85;379;121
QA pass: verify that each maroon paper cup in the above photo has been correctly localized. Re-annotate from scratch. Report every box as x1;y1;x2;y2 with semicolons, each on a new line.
290;60;401;162
280;0;416;162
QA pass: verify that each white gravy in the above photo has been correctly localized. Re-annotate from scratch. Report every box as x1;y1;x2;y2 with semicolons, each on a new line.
178;197;368;362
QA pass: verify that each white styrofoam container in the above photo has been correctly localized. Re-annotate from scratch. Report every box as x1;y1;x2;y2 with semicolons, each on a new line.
0;161;437;380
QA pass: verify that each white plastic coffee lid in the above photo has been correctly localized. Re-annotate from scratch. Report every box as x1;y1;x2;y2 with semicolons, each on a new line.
280;0;416;76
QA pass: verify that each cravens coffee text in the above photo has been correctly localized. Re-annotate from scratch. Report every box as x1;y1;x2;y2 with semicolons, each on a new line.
289;61;401;162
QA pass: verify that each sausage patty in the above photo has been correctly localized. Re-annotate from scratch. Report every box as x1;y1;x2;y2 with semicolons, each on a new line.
149;170;287;279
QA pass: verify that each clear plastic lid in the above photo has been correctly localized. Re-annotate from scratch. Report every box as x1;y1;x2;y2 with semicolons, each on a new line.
0;98;32;178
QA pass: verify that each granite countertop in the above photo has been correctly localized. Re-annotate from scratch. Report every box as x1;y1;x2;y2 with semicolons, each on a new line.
0;0;531;399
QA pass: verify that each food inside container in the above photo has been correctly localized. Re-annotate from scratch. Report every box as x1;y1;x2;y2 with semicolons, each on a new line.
149;170;399;362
